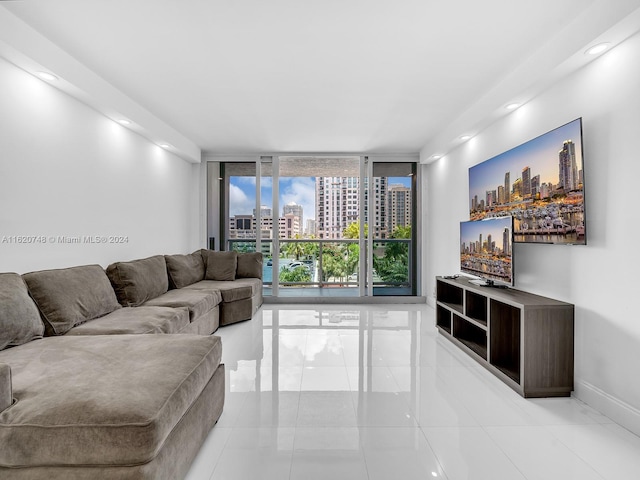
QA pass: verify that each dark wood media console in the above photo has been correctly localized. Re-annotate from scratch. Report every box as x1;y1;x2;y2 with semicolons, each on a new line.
435;276;574;398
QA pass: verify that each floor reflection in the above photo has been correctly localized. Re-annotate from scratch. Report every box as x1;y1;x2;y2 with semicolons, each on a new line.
185;305;639;480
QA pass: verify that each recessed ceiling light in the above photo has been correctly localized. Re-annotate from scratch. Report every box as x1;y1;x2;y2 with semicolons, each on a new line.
159;143;172;149
460;135;472;141
585;43;610;55
431;154;442;160
118;119;131;126
505;103;520;110
36;72;58;81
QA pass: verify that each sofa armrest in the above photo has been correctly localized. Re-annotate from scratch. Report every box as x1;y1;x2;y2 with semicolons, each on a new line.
0;363;12;412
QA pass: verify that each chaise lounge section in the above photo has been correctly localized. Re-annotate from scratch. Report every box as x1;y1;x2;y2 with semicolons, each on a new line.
0;272;225;480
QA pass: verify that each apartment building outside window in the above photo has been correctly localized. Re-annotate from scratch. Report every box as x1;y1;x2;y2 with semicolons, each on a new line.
214;157;418;298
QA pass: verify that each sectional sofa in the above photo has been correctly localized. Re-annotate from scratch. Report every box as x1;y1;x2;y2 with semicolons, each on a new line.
0;250;263;480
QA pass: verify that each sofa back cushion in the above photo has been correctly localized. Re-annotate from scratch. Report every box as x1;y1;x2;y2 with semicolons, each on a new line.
23;265;121;336
106;255;168;307
203;250;237;281
165;252;205;289
236;252;263;279
0;273;44;349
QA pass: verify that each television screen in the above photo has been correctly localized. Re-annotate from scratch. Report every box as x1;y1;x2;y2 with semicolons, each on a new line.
460;217;514;287
469;118;585;245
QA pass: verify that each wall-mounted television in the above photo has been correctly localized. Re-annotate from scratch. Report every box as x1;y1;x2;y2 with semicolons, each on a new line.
460;216;514;287
469;118;585;245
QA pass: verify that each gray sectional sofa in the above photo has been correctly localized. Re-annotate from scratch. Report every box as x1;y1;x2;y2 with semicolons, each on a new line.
106;250;263;333
0;250;263;479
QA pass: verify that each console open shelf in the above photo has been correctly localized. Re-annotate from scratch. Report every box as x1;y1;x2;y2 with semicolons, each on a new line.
453;313;487;360
436;280;463;314
436;304;452;334
435;276;574;398
490;299;521;384
465;290;487;326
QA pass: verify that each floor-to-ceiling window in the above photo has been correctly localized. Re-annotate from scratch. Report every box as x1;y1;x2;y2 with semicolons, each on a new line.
370;162;417;296
277;156;363;297
214;156;418;299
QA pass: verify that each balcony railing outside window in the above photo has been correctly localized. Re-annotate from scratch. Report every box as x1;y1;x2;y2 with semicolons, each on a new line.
228;238;412;294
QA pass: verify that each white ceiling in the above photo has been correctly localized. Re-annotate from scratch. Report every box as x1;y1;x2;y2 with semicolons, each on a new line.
2;0;640;161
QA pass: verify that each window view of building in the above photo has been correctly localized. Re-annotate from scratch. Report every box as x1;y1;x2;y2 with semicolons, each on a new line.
229;176;410;241
388;184;412;232
316;177;389;239
222;158;415;296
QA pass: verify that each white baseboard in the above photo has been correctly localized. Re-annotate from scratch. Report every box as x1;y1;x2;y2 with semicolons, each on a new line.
574;380;640;437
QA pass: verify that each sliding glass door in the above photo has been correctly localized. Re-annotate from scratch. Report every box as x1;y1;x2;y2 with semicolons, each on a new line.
278;156;364;296
369;162;416;296
217;156;417;298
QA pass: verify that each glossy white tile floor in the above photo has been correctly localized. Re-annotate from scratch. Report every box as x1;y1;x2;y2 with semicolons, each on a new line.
185;305;640;480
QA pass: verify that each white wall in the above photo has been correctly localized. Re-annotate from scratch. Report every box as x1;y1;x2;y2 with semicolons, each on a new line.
0;57;201;273
424;31;640;434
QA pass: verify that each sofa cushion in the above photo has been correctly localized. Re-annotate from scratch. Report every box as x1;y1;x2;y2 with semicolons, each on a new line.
165;252;205;289
203;250;237;281
0;273;44;350
216;284;252;303
185;278;260;303
0;334;222;467
0;364;11;413
23;265;121;336
64;306;190;335
236;252;263;279
143;289;222;322
107;255;168;307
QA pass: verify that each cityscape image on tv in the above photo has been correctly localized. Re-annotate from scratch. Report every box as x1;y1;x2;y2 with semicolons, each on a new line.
460;218;512;284
469;118;585;245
